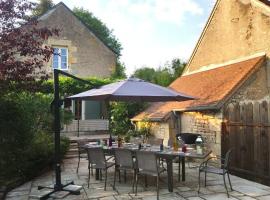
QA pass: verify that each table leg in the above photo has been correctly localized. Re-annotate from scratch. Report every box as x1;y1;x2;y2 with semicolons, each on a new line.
178;156;181;182
182;157;185;181
166;158;173;192
95;169;100;180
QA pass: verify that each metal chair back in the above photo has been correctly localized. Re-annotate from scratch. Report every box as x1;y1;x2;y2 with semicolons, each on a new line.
114;148;134;168
86;147;106;169
135;151;158;173
77;140;89;153
224;149;233;169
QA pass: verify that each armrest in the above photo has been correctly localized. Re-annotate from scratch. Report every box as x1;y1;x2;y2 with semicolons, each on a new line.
199;156;216;169
105;155;114;162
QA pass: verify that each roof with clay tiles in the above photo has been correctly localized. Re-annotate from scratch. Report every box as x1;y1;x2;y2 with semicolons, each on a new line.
132;54;265;121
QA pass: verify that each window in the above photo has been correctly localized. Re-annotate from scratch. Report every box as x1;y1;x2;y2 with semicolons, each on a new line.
52;47;68;70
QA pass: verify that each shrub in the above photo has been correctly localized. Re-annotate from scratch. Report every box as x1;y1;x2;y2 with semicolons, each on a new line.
40;76;115;96
0;92;70;188
109;102;147;136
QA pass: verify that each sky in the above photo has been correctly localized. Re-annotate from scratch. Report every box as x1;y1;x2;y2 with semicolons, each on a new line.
52;0;216;75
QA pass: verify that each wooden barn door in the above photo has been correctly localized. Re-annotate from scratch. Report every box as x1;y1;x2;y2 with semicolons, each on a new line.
222;101;270;185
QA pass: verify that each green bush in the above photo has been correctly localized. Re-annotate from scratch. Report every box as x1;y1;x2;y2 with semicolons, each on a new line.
0;93;70;187
40;76;115;96
109;102;147;136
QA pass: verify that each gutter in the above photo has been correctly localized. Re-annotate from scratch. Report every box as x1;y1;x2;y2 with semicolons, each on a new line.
172;110;181;134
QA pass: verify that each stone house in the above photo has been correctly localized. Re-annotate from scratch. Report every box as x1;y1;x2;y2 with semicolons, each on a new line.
38;2;118;134
132;0;270;183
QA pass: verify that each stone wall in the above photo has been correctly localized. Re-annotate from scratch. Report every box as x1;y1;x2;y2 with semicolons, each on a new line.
149;122;170;146
180;111;223;156
185;0;270;74
38;3;116;78
227;62;270;104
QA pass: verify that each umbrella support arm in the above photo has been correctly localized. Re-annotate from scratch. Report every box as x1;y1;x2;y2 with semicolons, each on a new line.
36;69;88;199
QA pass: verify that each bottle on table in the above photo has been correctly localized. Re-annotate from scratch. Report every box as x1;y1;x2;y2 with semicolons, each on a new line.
117;137;122;148
173;137;179;151
160;143;164;151
195;136;203;154
108;135;113;147
182;144;187;153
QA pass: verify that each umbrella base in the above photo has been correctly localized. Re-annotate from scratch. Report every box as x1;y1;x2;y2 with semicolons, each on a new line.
35;181;82;199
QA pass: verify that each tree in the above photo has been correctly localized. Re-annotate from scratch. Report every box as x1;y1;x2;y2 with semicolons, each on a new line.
153;67;174;86
111;61;126;79
133;67;156;83
32;0;54;17
170;58;186;79
0;0;58;92
109;102;147;136
133;58;186;86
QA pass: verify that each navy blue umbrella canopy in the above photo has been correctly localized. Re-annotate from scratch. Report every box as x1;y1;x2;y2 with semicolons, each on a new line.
68;77;196;102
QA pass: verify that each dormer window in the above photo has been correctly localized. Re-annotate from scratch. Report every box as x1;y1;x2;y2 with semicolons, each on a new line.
53;47;68;70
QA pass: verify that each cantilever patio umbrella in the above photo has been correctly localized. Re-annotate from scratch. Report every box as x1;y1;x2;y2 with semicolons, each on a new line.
68;77;195;102
66;77;196;196
38;73;196;200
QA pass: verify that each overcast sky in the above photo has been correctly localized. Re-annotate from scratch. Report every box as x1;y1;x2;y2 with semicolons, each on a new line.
52;0;215;75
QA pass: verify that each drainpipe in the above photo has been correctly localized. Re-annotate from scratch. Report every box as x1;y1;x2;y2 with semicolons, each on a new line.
172;110;181;134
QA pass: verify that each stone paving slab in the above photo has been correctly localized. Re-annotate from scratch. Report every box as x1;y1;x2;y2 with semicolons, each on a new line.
5;157;270;200
233;185;270;197
200;193;238;200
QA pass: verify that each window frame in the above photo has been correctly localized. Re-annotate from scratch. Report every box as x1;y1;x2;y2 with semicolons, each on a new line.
52;47;69;70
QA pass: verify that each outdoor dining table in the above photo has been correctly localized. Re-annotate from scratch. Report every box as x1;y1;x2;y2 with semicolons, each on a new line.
84;143;212;192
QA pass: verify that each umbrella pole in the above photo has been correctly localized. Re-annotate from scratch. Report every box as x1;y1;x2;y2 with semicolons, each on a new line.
36;69;92;199
54;69;62;189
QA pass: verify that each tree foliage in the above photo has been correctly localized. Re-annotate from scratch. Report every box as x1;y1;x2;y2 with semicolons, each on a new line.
40;76;114;96
133;58;186;86
32;0;54;17
0;0;58;92
111;61;127;79
109;102;147;136
0;93;69;185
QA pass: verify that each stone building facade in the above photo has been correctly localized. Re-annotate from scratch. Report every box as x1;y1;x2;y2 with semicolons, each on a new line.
38;2;117;78
132;0;270;157
38;2;117;134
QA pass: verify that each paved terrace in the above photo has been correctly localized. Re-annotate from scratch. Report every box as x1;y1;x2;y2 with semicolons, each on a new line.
5;157;270;200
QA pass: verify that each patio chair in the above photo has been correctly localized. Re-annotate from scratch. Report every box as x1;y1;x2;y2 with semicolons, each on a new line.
198;149;233;197
113;148;136;192
76;139;89;173
86;147;115;190
135;151;166;200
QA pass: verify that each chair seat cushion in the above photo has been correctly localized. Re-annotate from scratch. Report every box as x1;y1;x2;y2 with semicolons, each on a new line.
91;161;115;169
118;165;135;170
138;166;166;176
200;166;227;174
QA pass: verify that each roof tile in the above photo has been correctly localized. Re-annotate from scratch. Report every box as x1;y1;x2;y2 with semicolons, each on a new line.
132;54;265;121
